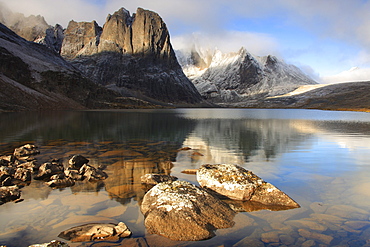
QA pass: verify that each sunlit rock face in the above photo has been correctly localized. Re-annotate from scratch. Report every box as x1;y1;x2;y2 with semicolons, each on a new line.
141;180;235;241
61;21;101;59
197;164;300;208
61;7;203;104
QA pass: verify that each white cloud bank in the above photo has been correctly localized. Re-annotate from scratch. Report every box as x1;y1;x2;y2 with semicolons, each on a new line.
171;31;279;57
321;67;370;84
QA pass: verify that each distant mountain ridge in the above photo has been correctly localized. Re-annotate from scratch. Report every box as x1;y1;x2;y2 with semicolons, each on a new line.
177;47;317;105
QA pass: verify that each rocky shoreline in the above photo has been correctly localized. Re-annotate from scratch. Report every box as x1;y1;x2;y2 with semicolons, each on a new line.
0;145;108;206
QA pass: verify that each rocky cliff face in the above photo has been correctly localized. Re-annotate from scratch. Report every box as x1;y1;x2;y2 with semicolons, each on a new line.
177;47;317;105
61;21;101;59
60;8;203;104
0;23;151;111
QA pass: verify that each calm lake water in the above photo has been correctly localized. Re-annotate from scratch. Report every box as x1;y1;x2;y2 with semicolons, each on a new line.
1;108;370;246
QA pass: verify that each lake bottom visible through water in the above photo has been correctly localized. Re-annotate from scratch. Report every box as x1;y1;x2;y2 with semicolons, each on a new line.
0;109;370;247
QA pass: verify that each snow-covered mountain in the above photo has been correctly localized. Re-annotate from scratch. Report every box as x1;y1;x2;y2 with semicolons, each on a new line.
176;47;317;105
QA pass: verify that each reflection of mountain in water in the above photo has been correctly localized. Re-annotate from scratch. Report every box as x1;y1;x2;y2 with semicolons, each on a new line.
0;110;197;152
182;119;312;164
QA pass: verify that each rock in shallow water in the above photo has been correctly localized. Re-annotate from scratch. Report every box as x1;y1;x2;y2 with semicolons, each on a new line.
29;240;68;247
0;185;21;204
13;144;40;159
58;222;131;242
141;180;235;241
197;164;300;208
68;154;89;169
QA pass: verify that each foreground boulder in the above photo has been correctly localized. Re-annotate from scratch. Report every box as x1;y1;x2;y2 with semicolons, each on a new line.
197;164;300;208
58;222;131;242
141;180;235;241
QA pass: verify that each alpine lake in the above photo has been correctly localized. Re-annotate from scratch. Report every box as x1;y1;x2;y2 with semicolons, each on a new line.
1;108;370;247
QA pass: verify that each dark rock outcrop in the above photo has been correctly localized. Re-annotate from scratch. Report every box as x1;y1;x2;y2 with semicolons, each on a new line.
35;24;65;54
141;180;235;241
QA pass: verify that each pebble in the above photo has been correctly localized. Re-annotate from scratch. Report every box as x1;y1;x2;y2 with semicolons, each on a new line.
261;231;280;243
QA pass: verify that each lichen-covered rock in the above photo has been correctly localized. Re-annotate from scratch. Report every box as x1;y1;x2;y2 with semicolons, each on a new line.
58;222;131;242
68;154;89;169
0;185;20;204
197;164;263;201
140;173;177;185
13;144;40;158
141;180;235;241
197;164;299;208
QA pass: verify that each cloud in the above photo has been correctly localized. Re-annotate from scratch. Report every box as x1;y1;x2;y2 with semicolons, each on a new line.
321;67;370;84
3;0;107;26
172;31;279;56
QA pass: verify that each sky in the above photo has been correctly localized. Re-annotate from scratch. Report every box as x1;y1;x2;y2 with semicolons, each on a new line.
3;0;370;83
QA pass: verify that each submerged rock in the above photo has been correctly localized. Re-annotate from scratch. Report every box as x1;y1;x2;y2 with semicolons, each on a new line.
197;164;300;208
141;180;235;241
58;222;131;242
140;173;178;185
